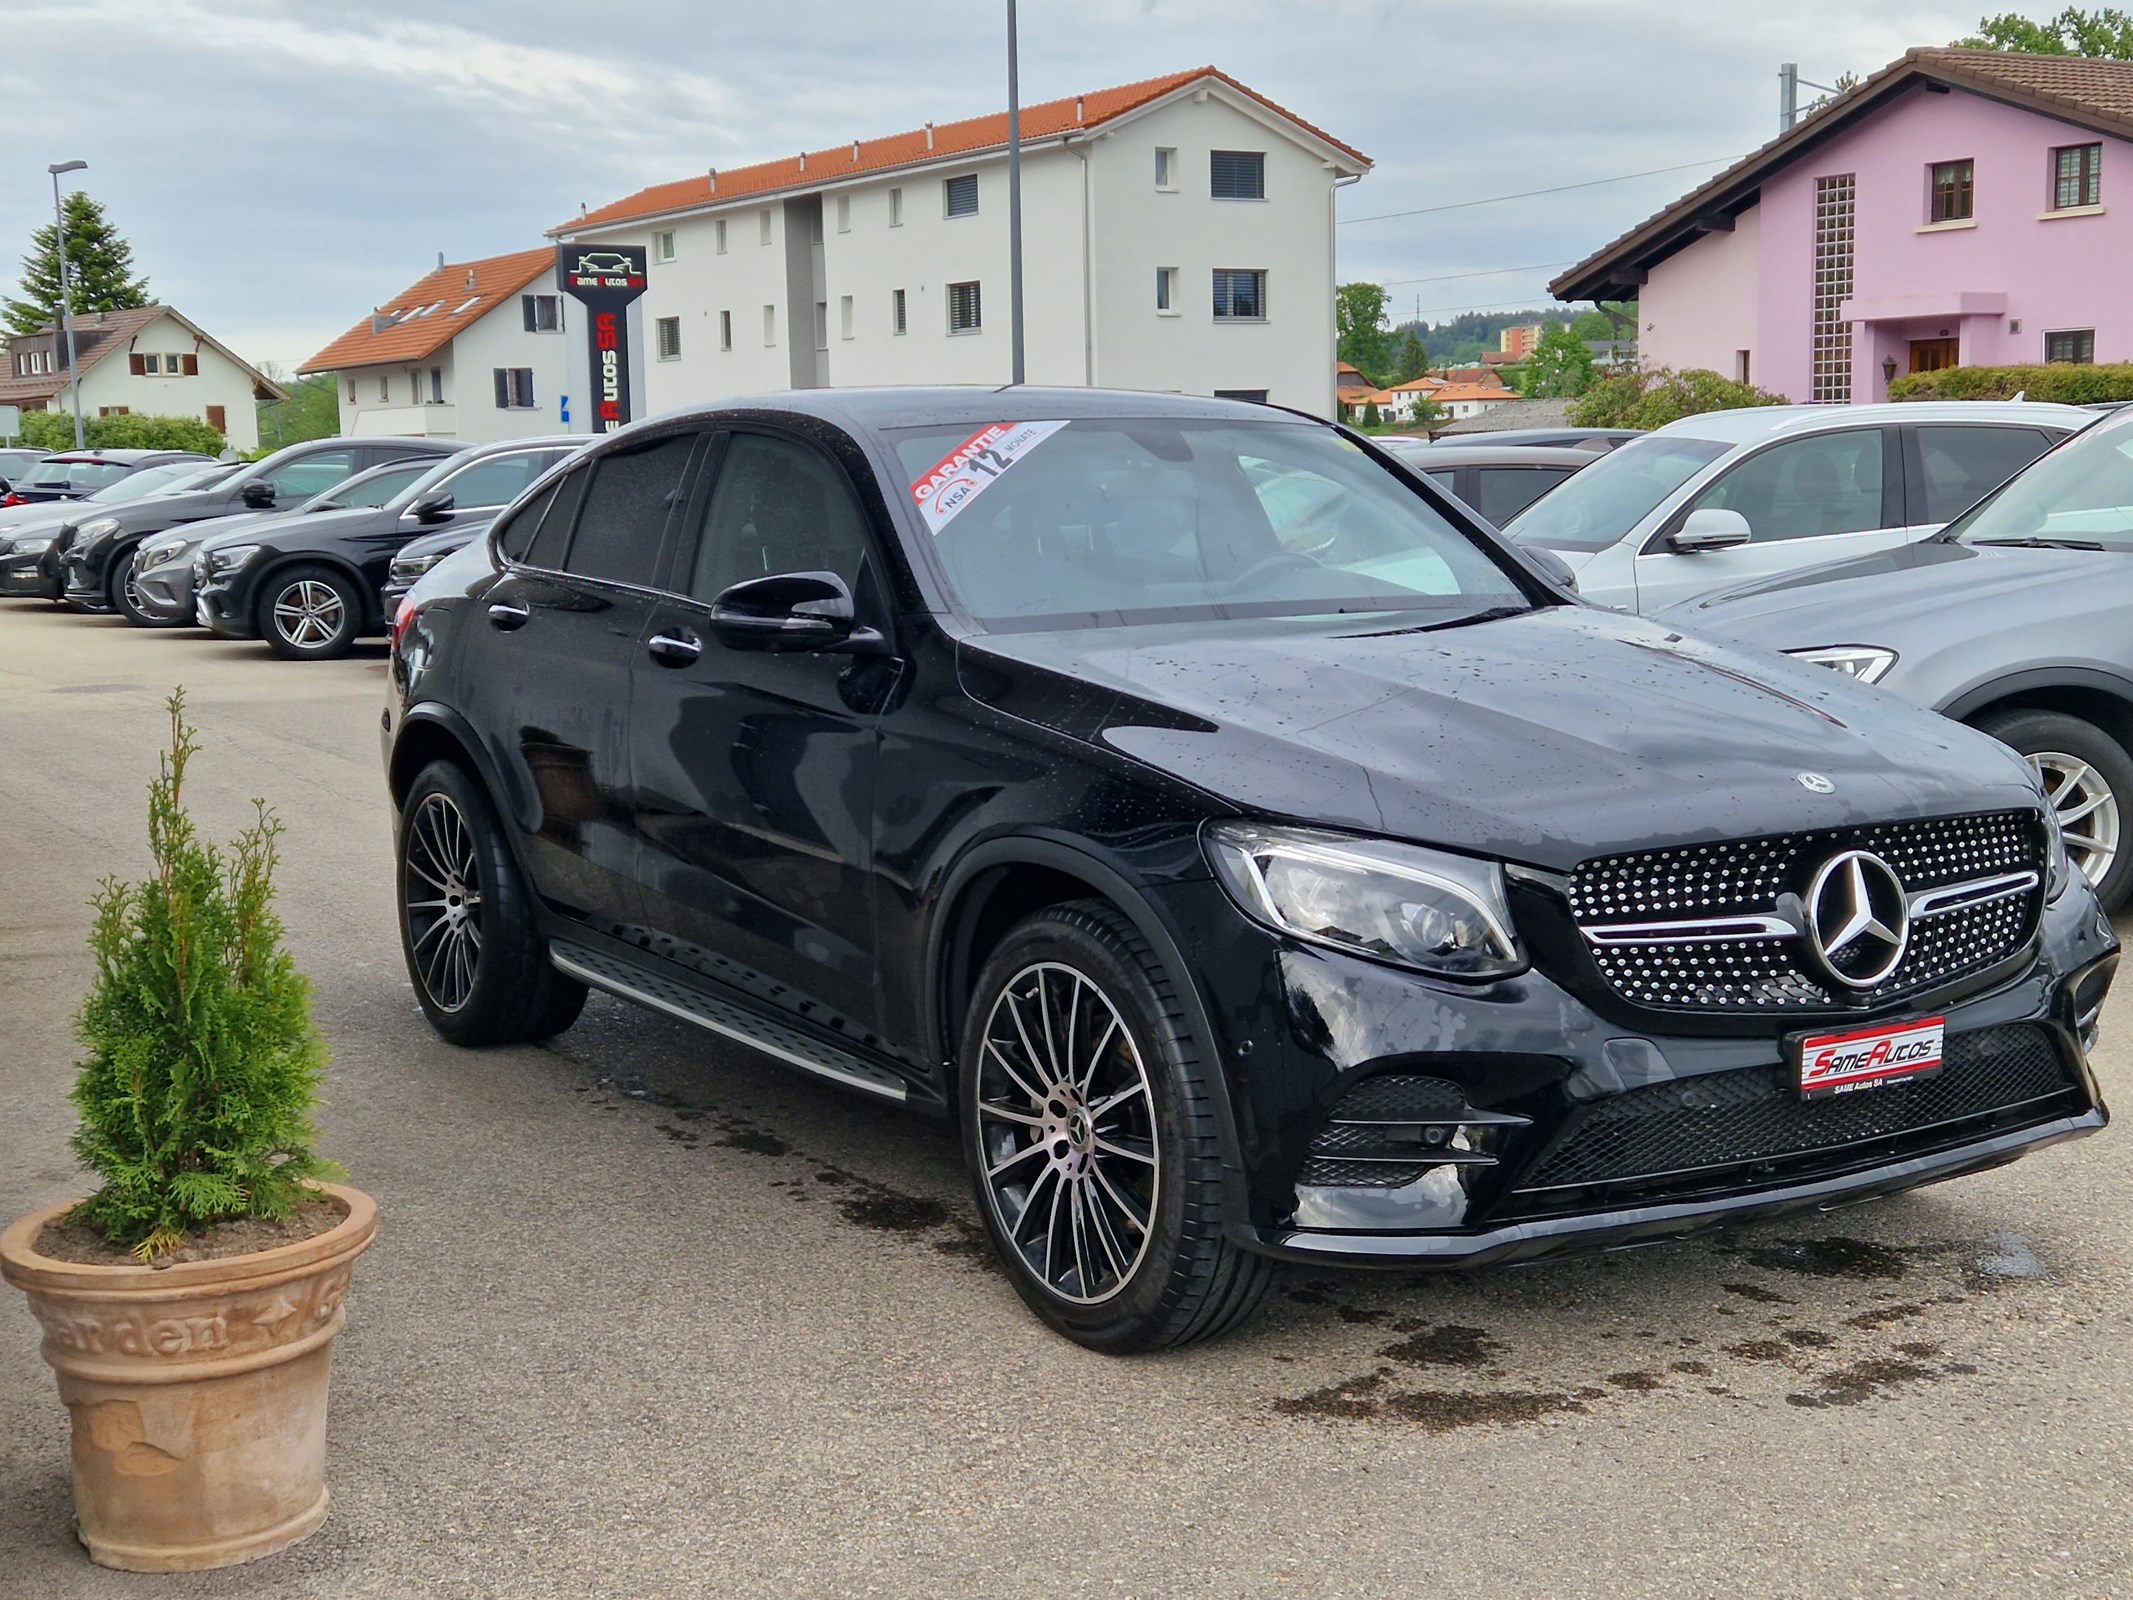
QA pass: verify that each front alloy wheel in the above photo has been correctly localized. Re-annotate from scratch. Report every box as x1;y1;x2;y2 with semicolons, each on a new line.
404;791;483;1012
1975;707;2133;911
2029;751;2121;892
260;564;361;659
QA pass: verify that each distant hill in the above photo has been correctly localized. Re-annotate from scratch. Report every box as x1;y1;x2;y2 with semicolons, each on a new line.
1396;308;1563;368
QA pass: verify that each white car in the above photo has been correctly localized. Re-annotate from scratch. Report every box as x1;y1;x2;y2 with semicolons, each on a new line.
1505;401;2094;612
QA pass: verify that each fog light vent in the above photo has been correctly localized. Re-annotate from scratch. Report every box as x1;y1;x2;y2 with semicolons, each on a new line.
2073;953;2116;1054
1299;1074;1531;1189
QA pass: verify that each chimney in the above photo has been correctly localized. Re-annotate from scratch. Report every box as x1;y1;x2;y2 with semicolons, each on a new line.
708;167;717;193
924;121;935;150
370;312;396;335
852;139;861;162
437;251;445;269
1075;95;1085;123
798;151;807;172
466;269;477;291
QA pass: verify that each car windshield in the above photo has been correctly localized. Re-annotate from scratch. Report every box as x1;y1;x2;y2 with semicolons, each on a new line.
1948;413;2133;549
303;460;432;512
887;417;1533;630
84;461;211;504
1505;433;1729;550
22;459;132;494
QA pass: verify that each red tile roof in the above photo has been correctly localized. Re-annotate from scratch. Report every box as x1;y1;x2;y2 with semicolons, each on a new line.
0;304;284;404
299;247;556;374
557;67;1369;235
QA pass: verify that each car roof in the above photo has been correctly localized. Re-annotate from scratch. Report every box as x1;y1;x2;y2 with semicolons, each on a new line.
37;449;203;465
1389;444;1600;469
633;386;1320;434
1651;400;2096;444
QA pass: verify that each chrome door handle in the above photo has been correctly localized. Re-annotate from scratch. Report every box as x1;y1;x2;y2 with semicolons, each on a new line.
647;631;702;666
487;601;530;630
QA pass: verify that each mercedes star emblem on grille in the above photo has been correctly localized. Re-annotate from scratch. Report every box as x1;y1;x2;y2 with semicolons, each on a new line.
1806;848;1910;989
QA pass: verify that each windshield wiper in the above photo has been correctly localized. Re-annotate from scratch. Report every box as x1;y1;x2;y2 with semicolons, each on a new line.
1348;603;1535;638
1968;536;2109;550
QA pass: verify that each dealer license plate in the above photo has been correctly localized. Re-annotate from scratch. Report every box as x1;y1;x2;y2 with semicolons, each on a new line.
1796;1016;1945;1100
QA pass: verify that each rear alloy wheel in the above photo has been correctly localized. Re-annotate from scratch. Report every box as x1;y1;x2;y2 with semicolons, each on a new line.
1975;707;2133;911
398;759;586;1045
109;545;183;628
260;564;362;660
959;900;1276;1352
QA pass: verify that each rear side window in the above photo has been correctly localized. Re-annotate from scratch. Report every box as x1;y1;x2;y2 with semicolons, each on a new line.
691;433;871;601
1474;466;1573;525
497;476;566;566
1423;470;1456;495
1914;426;2058;524
1685;429;1886;543
560;434;696;587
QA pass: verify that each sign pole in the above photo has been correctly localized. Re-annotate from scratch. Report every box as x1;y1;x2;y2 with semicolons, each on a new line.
1007;0;1025;387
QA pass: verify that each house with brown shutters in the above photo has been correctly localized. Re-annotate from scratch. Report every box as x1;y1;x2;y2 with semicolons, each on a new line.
0;305;283;450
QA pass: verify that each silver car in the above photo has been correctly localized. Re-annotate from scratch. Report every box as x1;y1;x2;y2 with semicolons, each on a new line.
1507;401;2091;612
1663;406;2133;910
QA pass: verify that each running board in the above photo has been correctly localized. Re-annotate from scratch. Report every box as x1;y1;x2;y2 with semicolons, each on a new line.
550;941;908;1103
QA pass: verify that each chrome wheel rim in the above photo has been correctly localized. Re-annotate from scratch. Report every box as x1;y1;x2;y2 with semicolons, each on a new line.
974;962;1159;1305
2029;750;2121;890
272;579;345;648
120;560;148;617
403;793;483;1011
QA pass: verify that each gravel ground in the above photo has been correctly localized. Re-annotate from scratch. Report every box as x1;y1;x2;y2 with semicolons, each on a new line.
2;601;2129;1598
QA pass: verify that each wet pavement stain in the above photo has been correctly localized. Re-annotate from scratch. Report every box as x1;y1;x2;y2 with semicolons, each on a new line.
1721;1281;1793;1304
838;1191;952;1232
1607;1370;1665;1391
1669;1359;1712;1376
1779;1328;1836;1350
1742;1237;1914;1280
1377;1323;1496;1369
717;1127;792;1157
1785;1355;1943;1409
1846;1302;1928;1330
1722;1339;1797;1362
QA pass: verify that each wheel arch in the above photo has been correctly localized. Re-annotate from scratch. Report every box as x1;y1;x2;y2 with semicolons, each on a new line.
1941;668;2133;749
248;552;378;635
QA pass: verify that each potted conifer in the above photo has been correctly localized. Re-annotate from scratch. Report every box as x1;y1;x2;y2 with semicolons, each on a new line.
0;691;375;1572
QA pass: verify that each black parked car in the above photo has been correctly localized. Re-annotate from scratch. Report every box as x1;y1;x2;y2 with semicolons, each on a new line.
196;437;579;658
1378;442;1597;527
2;447;213;507
0;446;51;493
129;456;446;629
54;435;459;622
383;389;2113;1351
0;460;240;599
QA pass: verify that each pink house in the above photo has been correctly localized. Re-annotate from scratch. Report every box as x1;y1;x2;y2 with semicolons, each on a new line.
1553;49;2133;402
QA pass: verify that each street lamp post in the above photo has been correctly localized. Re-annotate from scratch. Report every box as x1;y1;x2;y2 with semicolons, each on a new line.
49;160;88;450
1006;0;1025;386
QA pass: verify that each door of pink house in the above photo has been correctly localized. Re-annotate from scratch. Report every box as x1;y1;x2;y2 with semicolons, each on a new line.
1909;338;1961;374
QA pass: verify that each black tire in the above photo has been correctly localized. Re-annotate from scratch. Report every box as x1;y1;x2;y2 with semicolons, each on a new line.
258;563;363;660
398;759;586;1046
1973;707;2133;912
957;899;1276;1352
109;544;183;629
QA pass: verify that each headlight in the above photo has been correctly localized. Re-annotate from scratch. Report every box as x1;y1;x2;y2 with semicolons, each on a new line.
391;550;446;582
1786;645;1897;684
204;543;262;574
138;536;191;569
7;536;52;555
1206;824;1525;980
76;517;122;542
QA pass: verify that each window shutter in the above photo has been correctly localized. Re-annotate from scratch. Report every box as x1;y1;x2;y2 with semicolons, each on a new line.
1210;151;1266;200
494;368;510;408
128;352;146;375
206;404;227;432
944;174;979;217
522;295;536;333
181;353;200;376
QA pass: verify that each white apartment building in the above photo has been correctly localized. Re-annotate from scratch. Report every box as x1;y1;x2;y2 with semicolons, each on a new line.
553;68;1369;417
301;248;578;443
0;305;281;451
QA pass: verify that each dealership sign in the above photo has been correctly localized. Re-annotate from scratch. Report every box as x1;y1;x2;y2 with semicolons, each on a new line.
555;245;649;433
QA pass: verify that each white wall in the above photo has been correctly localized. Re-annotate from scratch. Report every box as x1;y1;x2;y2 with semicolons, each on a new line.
331;293;575;443
71;313;265;450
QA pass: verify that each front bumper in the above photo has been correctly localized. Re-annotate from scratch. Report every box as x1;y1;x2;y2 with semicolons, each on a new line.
1162;872;2115;1270
194;570;255;639
130;558;198;623
0;546;59;598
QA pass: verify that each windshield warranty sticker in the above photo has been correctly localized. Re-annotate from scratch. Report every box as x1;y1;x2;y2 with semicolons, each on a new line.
911;420;1068;534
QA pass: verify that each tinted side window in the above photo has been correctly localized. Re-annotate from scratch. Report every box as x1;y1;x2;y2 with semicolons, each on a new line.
563;435;696;587
265;448;360;498
438;451;548;510
497;477;564;565
1687;430;1885;543
1423;470;1457;495
1915;426;2058;524
1475;466;1573;525
690;433;871;601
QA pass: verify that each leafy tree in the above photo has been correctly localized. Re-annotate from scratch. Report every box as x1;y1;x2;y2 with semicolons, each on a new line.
1569;310;1616;341
20;410;226;455
1336;282;1394;385
1570;366;1789;430
1408;397;1449;434
1361;398;1382;428
1387;327;1430;385
68;691;337;1258
1525;326;1599;398
257;370;341;451
1958;7;2133;53
4;192;151;336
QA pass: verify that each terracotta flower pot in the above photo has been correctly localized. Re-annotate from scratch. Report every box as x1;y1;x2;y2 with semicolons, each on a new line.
0;1183;375;1572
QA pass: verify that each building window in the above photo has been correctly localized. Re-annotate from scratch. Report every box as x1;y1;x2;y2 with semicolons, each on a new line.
345;378;356;403
2054;142;2102;209
944;174;979;218
493;367;535;408
814;301;829;350
2045;328;2096;363
656;315;682;360
1155;147;1176;190
889;186;903;226
143;353;160;374
948;280;982;333
759;209;773;245
98;405;131;417
715;218;728;254
719;309;733;351
836;195;850;233
1156;267;1178;312
1811;172;1857;402
654;230;676;263
1929;158;1974;222
892;288;907;335
1212;269;1267;320
808;206;823;245
430;367;444;403
1735;349;1752;385
763;304;777;345
839;295;854;340
522;294;560;332
379;376;391;401
1210;150;1266;200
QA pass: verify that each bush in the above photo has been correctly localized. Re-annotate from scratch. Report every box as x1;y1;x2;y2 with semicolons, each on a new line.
1570;365;1790;430
1889;363;2133;404
19;410;228;456
68;691;337;1259
1362;399;1382;427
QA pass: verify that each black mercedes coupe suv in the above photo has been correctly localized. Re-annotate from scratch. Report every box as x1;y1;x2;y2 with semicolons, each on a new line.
382;389;2115;1351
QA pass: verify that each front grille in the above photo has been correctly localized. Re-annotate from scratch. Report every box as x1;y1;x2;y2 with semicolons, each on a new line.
1514;1024;2074;1203
1297;1074;1524;1189
1572;811;2041;1012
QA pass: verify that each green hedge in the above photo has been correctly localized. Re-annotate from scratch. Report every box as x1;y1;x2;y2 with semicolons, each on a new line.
1568;365;1790;430
16;410;228;456
1889;363;2133;403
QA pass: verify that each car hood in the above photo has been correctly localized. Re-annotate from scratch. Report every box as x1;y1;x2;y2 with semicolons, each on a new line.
0;500;96;541
139;506;295;554
195;504;386;552
959;603;2038;872
69;487;232;537
1656;538;2131;645
395;519;492;562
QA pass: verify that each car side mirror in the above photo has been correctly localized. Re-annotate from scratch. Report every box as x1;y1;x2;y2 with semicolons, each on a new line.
408;491;455;524
1668;508;1752;553
708;571;883;654
1521;546;1578;593
240;480;278;509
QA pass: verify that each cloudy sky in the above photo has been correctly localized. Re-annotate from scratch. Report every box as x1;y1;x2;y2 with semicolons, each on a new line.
0;0;2016;373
